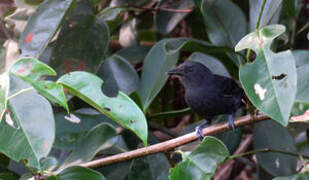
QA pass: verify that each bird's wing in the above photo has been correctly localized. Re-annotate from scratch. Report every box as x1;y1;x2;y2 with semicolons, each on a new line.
213;75;243;97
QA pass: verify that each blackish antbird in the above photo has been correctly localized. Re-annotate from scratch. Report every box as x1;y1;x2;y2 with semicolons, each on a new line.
167;61;244;139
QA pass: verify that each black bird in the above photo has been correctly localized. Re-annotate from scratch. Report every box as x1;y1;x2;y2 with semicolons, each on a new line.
167;61;244;139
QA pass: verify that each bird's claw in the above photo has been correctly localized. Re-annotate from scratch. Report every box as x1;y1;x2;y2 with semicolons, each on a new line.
228;114;236;130
195;126;205;141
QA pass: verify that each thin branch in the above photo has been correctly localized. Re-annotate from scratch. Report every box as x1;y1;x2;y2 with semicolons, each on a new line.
246;0;267;62
228;148;309;160
80;114;269;168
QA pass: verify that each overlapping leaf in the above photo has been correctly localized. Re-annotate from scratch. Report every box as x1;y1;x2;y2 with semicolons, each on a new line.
10;57;69;112
169;137;229;180
0;73;9;121
0;77;55;169
194;0;247;65
48;166;105;180
254;120;297;176
59;123;117;169
236;25;297;126
57;72;148;146
19;0;73;58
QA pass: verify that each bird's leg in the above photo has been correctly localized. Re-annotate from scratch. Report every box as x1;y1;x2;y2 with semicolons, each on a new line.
228;113;236;130
195;120;210;141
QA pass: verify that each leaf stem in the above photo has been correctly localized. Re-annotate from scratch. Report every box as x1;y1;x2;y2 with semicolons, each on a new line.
246;0;267;62
228;148;309;160
8;87;34;100
148;108;192;120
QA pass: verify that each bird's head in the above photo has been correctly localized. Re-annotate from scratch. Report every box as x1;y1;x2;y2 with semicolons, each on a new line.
167;61;213;88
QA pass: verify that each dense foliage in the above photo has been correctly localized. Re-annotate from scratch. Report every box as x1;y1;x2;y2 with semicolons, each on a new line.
0;0;308;179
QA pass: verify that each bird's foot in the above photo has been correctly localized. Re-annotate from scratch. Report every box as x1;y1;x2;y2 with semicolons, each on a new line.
195;120;210;141
228;114;236;130
195;126;205;141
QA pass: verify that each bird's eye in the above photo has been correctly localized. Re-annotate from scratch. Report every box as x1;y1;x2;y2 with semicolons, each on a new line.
185;66;193;73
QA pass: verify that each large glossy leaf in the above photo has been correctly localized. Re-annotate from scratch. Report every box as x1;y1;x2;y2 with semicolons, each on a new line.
0;73;9;121
293;50;309;68
0;47;6;73
54;111;109;150
57;71;148;146
56;166;105;180
19;0;73;58
188;52;230;77
139;38;234;111
194;0;247;65
49;1;109;75
0;77;55;169
59;123;117;169
254;120;297;176
169;136;229;180
97;55;139;96
296;65;309;103
273;172;309;180
236;25;297;126
249;0;282;30
128;132;170;180
9;57;69;112
155;0;194;34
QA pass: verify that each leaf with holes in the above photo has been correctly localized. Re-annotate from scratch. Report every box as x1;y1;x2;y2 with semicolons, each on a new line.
235;25;297;126
57;71;148;146
19;0;73;58
169;136;229;180
10;57;69;113
0;73;9;122
0;77;55;169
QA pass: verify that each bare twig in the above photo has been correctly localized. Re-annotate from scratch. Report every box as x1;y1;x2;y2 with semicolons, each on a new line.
81;114;268;168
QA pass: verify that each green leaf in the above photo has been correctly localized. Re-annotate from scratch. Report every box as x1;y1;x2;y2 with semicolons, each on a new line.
273;172;309;180
293;50;309;68
296;65;309;103
128;132;170;180
155;0;194;34
0;77;55;169
169;136;229;180
139;38;234;111
0;173;14;180
59;123;117;169
57;71;148;146
188;52;230;77
97;55;139;96
19;0;73;58
54;111;107;150
254;120;297;176
10;57;69;113
98;7;125;21
49;1;109;75
236;24;297;126
194;0;247;65
0;73;9;121
58;166;105;180
0;47;6;73
116;45;151;64
249;0;282;31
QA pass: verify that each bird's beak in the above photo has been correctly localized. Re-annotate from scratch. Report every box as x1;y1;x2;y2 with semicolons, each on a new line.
167;67;183;76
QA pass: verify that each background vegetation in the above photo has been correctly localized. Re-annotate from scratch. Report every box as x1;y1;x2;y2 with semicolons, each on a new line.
0;0;309;179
